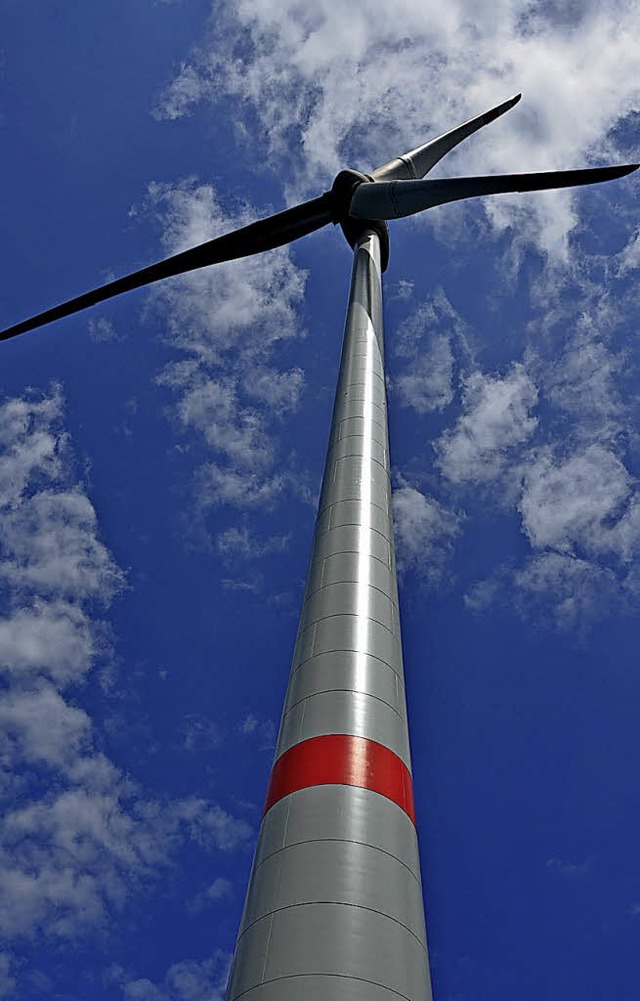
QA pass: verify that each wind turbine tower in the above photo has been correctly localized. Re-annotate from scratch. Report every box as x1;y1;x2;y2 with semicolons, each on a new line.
226;221;429;999
1;95;636;1001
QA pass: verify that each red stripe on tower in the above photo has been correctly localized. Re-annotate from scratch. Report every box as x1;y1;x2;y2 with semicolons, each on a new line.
263;733;416;824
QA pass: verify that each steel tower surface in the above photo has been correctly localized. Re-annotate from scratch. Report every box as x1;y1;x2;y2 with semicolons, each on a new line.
224;228;432;1000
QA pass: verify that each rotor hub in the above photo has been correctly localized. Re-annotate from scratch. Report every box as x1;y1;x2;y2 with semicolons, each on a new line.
330;169;390;272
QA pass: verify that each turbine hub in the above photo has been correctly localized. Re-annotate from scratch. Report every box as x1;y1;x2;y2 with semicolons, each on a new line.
330;169;390;271
330;169;371;222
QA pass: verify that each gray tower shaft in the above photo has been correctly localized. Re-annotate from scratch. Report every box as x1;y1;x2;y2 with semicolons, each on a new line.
225;229;432;1001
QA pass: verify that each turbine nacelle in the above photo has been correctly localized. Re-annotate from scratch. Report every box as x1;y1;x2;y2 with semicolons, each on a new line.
1;95;637;341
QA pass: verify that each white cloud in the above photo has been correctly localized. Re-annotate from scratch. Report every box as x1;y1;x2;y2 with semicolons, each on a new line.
519;444;639;559
0;794;141;938
148;0;640;638
112;953;231;1001
220;576;260;592
163;958;229;1001
0;489;123;600
617;229;640;275
153;64;208;122
205;877;233;901
237;713;276;749
514;552;619;631
0;683;90;772
0;391;65;506
547;855;594;878
147;180;306;358
436;364;538;484
156;0;640;255
464;577;501;614
195;464;286;510
391;279;415;301
187;874;235;915
181;714;222;753
161;369;273;468
456;426;640;630
391;291;463;414
543;334;625;436
169;798;252;852
88;317;119;343
216;526;286;557
0;391;121;691
0;390;251;949
146;180;308;527
244;366;305;414
525;257;634;445
394;333;454;414
0;391;138;940
393;484;460;581
0;785;251;941
216;526;254;556
0;601;97;685
123;982;167;1001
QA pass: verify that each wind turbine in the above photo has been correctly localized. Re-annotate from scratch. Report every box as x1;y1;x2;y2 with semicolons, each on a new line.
2;94;636;1000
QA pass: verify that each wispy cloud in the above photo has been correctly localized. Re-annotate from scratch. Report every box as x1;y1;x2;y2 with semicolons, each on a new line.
393;483;460;583
514;552;619;631
146;180;306;356
391;290;464;415
439;229;639;629
0;387;122;689
436;364;538;485
215;526;289;560
109;952;231;1001
547;854;594;878
88;317;120;343
519;444;638;560
149;0;640;636
156;0;640;255
237;713;275;750
0;389;251;953
146;179;309;535
204;877;233;901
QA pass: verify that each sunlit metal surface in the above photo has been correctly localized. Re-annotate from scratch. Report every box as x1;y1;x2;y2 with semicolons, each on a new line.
225;230;432;1001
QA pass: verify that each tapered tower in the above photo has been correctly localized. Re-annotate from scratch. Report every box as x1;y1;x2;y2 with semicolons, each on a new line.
1;92;635;1001
225;226;431;1000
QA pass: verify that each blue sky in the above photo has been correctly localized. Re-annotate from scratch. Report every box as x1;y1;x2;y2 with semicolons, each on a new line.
1;2;639;998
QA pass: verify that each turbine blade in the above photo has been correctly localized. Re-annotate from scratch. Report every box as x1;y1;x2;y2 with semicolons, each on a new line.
370;94;522;181
0;194;333;342
350;164;639;220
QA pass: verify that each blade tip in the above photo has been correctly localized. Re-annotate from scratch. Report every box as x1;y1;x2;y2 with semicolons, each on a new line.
611;163;639;179
483;92;522;125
